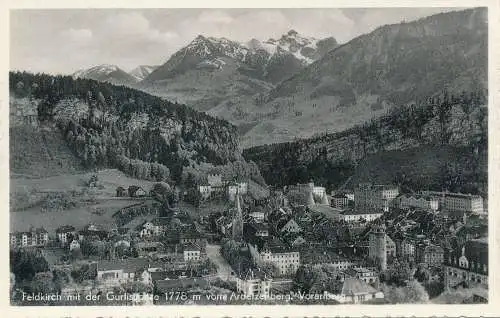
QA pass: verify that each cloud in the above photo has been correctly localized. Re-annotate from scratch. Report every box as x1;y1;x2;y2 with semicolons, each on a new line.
103;12;178;43
198;10;234;24
59;28;92;44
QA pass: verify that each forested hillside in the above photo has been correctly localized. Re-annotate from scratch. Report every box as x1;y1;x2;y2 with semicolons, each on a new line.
239;8;487;147
243;91;487;196
9;72;263;185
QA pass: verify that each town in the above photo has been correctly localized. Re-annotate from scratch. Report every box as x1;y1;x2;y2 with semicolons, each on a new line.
10;171;488;305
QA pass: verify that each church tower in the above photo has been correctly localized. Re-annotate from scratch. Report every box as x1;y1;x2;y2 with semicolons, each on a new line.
369;224;387;271
232;191;244;242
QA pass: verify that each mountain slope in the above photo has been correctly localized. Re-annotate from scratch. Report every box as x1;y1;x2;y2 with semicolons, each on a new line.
243;91;488;196
129;65;159;82
239;8;487;147
10;71;264;185
73;64;139;86
140;31;338;114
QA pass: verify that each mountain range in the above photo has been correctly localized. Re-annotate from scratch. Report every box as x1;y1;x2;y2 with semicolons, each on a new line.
129;65;159;81
70;8;487;148
73;64;139;86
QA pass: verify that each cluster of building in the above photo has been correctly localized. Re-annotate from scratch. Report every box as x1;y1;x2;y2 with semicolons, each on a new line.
198;173;248;201
11;174;488;305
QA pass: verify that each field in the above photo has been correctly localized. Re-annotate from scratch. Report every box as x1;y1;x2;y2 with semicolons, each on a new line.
10;169;159;233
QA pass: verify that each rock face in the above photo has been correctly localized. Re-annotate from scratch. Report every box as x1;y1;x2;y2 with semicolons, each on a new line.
240;8;487;147
10;72;260;183
139;31;337;115
243;93;488;193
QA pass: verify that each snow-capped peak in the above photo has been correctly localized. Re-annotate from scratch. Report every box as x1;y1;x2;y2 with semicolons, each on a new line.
129;65;159;81
73;64;120;78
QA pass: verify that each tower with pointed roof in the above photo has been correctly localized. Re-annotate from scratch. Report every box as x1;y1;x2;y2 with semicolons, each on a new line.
232;191;244;242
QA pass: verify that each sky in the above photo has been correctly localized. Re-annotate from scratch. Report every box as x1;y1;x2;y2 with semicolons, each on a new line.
10;8;465;75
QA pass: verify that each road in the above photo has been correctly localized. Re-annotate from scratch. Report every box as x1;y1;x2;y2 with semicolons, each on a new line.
206;244;236;281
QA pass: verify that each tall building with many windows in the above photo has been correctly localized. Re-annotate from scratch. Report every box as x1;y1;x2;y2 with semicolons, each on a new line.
421;191;484;214
355;183;399;212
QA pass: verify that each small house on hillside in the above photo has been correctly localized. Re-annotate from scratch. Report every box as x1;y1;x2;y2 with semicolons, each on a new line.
129;186;147;198
116;186;127;197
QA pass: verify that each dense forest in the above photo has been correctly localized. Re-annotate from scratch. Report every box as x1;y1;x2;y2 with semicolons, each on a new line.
10;71;261;184
244;90;488;195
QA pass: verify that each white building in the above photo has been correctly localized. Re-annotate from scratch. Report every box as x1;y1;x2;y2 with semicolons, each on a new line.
248;238;301;276
340;210;383;223
96;259;150;287
183;244;201;262
228;182;248;201
56;225;76;246
249;211;265;222
421;191;484;214
398;194;439;211
331;194;349;209
236;268;272;297
198;185;212;199
69;240;81;251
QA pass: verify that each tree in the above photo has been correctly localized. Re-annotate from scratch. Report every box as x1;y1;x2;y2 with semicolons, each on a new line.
150;182;173;207
382;281;429;304
31;272;56;294
260;262;279;278
70;247;83;260
10;249;49;281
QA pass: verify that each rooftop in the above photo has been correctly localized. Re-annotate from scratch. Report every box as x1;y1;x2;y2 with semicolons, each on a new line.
155;278;209;292
97;258;150;273
341;278;378;295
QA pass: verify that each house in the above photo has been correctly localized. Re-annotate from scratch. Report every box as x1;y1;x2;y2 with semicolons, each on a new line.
96;259;151;286
340;209;383;223
355;183;399;212
326;278;384;304
128;186;147;198
421;191;484;214
398;194;439;211
248;211;266;223
301;250;353;270
236;268;272;297
345;267;379;285
10;227;49;248
247;237;301;277
331;194;349;209
422;244;444;267
116;186;127;197
69;240;80;251
154;278;209;295
78;223;109;241
135;242;164;257
444;239;488;289
228;181;249;201
182;243;201;262
207;174;223;187
244;221;269;240
198;185;212;199
55;225;76;246
280;219;302;234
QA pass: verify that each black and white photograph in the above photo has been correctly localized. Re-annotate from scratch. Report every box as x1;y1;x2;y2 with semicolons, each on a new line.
7;4;491;310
